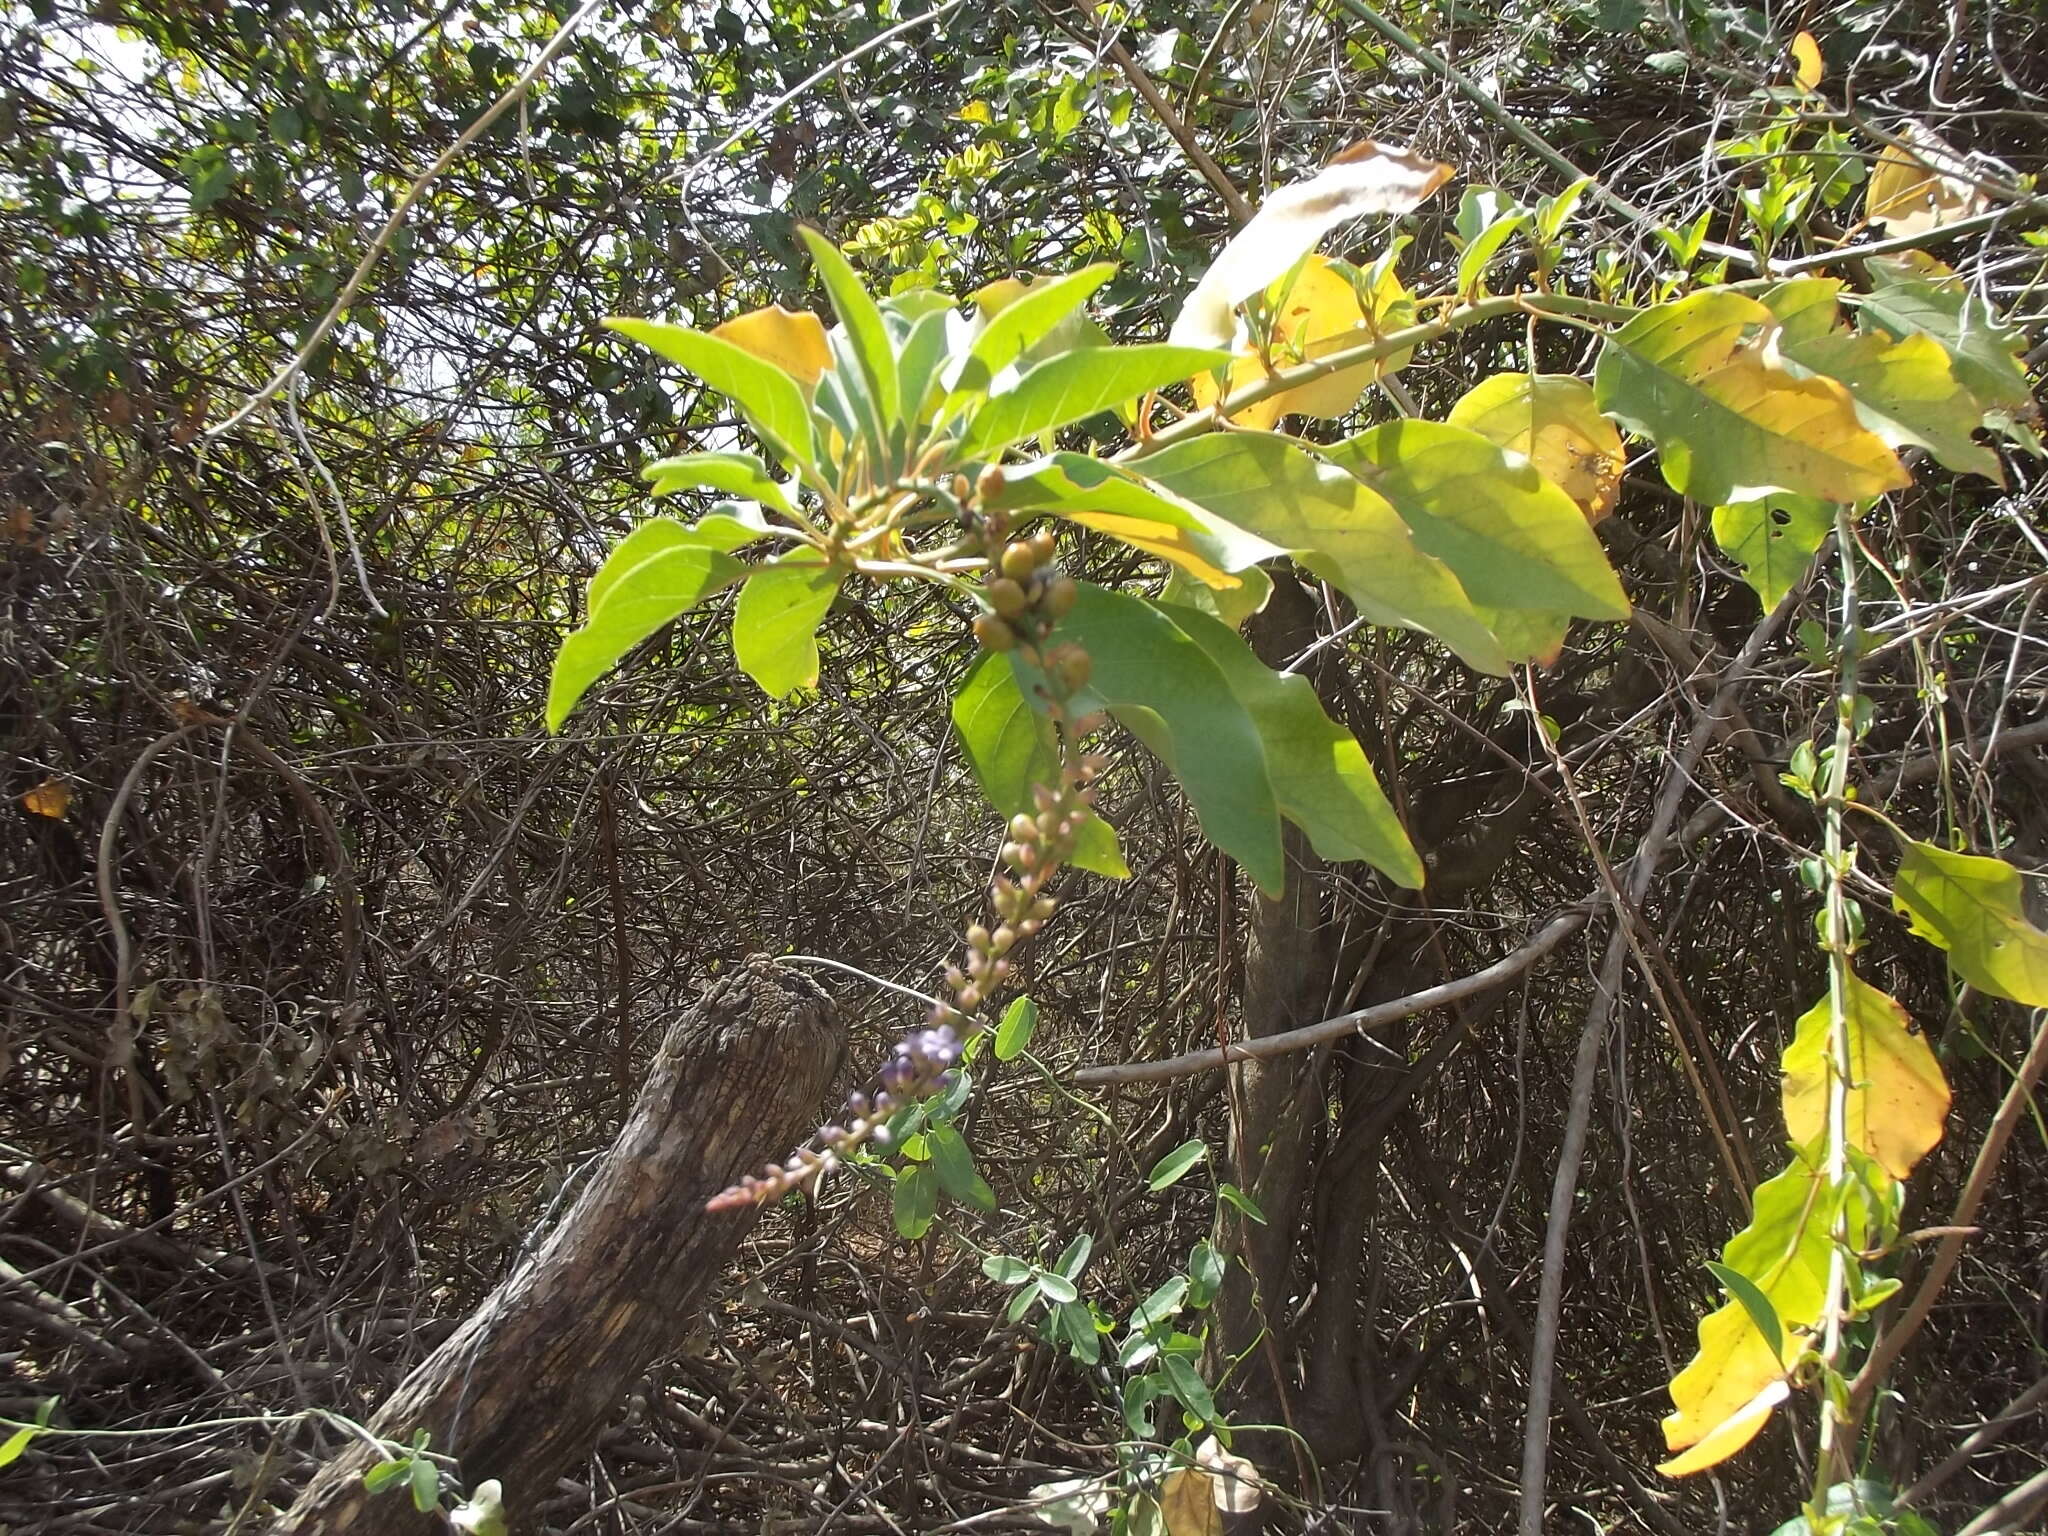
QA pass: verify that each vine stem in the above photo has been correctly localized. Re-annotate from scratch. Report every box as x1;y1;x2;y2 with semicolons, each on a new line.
1811;503;1865;1508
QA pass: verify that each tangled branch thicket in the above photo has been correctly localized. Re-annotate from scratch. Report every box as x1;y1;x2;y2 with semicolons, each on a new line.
3;0;2045;1530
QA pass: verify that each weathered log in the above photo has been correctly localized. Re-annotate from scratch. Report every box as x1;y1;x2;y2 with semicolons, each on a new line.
269;958;840;1535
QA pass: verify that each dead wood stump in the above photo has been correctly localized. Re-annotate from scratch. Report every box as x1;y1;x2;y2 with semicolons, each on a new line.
268;958;840;1535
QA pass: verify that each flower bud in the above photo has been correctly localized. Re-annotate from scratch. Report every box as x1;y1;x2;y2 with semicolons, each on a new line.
976;463;1007;501
1009;812;1039;843
991;923;1017;955
973;614;1017;652
1042;574;1078;619
1000;541;1038;582
1030;528;1057;564
1055;647;1092;692
987;578;1030;618
967;923;992;953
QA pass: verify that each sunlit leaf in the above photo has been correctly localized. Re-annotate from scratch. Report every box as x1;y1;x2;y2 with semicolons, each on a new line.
1789;30;1822;91
1711;493;1834;612
1782;975;1949;1179
1658;1378;1791;1477
1169;141;1454;347
549;522;748;730
958;344;1230;458
995;995;1039;1060
1447;373;1625;523
1136;432;1511;674
1593;291;1909;505
606;318;817;473
1158;602;1423;886
1190;255;1408;426
710;304;832;390
642;450;802;518
1864;126;1988;238
987;453;1278;588
951;263;1114;398
1162;563;1273;630
1892;840;2048;1006
1763;278;2001;481
1324;420;1631;620
798;226;897;422
1662;1155;1842;1468
732;552;843;699
950;655;1129;878
20;777;71;819
1147;1137;1207;1190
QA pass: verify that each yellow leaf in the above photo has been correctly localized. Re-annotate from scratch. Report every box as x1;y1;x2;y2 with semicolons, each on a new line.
1448;373;1625;523
1594;291;1910;506
1865;127;1988;238
1782;975;1950;1179
1893;840;2048;1007
1662;1158;1835;1462
1158;1467;1222;1536
1190;254;1409;425
1169;141;1453;347
21;777;72;819
1658;1378;1791;1477
1789;30;1823;91
710;305;832;389
1063;510;1243;588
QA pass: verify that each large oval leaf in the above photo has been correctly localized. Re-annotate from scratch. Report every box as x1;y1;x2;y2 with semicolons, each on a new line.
957;344;1228;460
1781;976;1949;1179
1447;372;1625;523
733;553;844;699
606;318;817;473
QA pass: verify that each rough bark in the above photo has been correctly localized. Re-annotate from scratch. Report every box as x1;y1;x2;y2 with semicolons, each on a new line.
268;958;841;1535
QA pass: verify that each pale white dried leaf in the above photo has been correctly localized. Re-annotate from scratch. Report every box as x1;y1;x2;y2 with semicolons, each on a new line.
1865;124;1989;237
1169;141;1454;347
1194;1435;1264;1514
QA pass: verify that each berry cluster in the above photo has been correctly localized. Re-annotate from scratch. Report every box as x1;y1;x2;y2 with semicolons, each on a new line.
969;523;1090;699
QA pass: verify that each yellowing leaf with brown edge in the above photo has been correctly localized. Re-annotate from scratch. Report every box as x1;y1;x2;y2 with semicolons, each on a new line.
1865;126;1989;238
1893;839;2048;1006
1782;975;1949;1180
1658;1377;1791;1477
1594;290;1910;506
710;305;833;390
21;777;72;819
1789;30;1822;91
1169;142;1453;348
1662;1156;1839;1468
1448;373;1625;523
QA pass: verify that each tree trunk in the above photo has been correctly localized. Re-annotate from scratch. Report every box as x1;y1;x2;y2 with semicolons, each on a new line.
269;958;841;1535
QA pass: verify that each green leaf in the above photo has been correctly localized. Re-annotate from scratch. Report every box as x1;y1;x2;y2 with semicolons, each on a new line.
1186;1240;1225;1308
1158;601;1423;885
1146;1137;1207;1191
605;318;816;472
409;1456;441;1513
895;305;957;427
949;263;1115;400
1035;1269;1079;1305
1593;291;1910;506
1052;585;1286;894
363;1459;411;1495
1161;562;1273;630
797;226;897;423
1054;1298;1101;1362
1324;420;1630;620
950;655;1128;878
1711;494;1834;612
995;995;1040;1060
1160;1354;1218;1423
0;1399;55;1471
1704;1261;1784;1365
1055;1232;1093;1280
893;1162;938;1239
1216;1182;1266;1223
643;451;800;518
1136;432;1512;674
958;344;1229;459
927;1123;997;1213
1006;1279;1043;1322
1763;278;2002;481
1129;1276;1189;1331
733;553;843;699
983;1253;1034;1285
1455;207;1529;296
1859;257;2034;416
549;527;747;731
986;452;1280;588
1892;840;2048;1006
